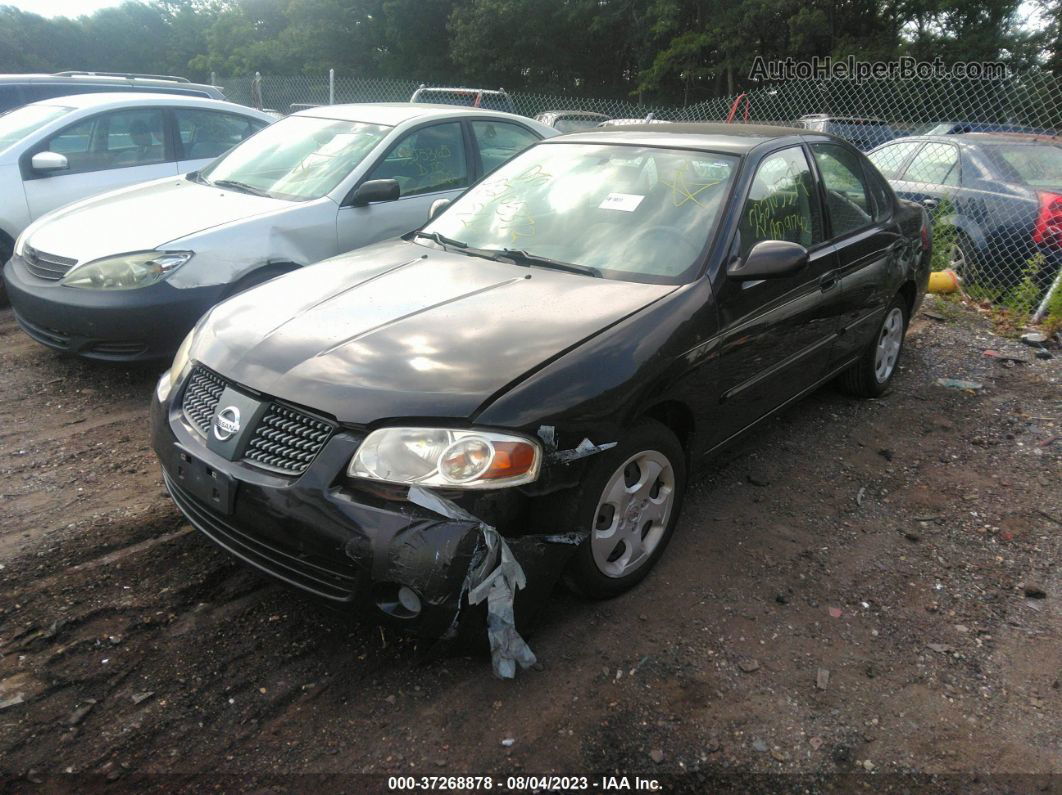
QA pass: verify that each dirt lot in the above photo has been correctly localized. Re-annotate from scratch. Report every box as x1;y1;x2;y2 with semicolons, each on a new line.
0;297;1059;791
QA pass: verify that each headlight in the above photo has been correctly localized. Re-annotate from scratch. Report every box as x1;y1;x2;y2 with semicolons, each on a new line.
13;233;26;258
157;328;196;403
170;328;195;388
60;251;193;290
348;427;541;489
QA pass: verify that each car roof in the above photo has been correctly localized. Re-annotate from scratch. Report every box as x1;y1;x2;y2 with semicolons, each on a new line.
540;110;610;118
957;132;1061;145
293;102;531;126
800;114;889;124
414;86;509;95
19;91;272;118
879;133;1060;148
547;122;814;153
0;72;216;90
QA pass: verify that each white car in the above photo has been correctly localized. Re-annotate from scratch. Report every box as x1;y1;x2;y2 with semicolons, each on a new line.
0;92;273;266
4;103;557;360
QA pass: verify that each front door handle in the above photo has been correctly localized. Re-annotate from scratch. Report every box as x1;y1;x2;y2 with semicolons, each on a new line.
819;271;839;291
920;197;939;210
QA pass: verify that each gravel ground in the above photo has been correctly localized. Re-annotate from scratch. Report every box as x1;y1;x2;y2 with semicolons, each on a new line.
0;296;1059;792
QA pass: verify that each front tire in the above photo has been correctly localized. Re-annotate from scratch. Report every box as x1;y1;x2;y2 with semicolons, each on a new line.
838;295;908;398
565;421;687;598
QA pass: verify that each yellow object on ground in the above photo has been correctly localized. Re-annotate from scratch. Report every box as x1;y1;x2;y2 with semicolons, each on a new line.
928;269;960;294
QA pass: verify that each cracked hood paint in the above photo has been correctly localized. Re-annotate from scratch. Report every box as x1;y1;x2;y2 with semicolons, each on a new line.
193;240;676;422
23;176;290;264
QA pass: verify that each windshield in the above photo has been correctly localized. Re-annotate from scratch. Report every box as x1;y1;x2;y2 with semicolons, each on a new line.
989;144;1062;188
199;115;390;201
423;143;738;284
0;104;73;150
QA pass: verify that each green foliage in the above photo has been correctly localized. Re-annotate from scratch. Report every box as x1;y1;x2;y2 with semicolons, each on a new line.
0;0;1050;101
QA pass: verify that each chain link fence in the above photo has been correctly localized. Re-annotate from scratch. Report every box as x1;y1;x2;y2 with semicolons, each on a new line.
216;71;1062;324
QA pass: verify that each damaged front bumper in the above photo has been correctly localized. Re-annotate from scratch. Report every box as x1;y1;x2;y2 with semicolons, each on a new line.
150;383;582;674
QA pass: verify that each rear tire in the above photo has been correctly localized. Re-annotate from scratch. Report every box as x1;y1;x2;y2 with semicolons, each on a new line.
564;420;687;599
838;294;908;398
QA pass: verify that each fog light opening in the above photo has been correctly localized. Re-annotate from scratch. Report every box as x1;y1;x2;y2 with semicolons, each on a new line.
372;582;423;619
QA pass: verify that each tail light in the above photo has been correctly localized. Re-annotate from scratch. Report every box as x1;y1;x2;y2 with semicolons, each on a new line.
1032;191;1062;248
920;208;930;250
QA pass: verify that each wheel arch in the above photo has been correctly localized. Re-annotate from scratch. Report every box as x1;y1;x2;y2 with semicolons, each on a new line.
638;399;695;455
220;261;300;300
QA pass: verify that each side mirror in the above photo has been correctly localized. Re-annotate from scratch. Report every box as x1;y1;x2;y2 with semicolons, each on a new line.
31;151;69;173
728;240;808;281
347;178;400;207
428;198;451;221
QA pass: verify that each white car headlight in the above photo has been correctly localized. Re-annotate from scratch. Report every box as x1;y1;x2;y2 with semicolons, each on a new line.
348;427;541;489
60;251;193;290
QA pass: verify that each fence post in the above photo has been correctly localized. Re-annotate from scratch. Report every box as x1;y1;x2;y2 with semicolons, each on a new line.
210;71;216;87
329;68;335;105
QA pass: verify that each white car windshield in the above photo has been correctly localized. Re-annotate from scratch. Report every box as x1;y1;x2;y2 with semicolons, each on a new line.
423;143;738;284
0;104;73;150
199;115;390;201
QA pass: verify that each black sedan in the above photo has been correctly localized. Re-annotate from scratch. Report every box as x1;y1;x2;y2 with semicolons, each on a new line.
151;124;930;673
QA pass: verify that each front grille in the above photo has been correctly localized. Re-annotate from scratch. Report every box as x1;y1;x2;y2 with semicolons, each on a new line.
23;246;77;280
182;366;226;435
180;365;334;476
243;403;334;475
164;472;357;601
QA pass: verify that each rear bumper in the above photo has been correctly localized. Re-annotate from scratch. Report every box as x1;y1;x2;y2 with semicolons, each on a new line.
3;255;224;361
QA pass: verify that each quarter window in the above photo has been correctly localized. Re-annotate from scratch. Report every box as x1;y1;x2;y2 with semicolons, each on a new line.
43;108;167;174
368;122;468;197
738;146;822;259
867;141;922;179
811;143;873;237
175;109;267;160
471;121;539;174
902;143;959;185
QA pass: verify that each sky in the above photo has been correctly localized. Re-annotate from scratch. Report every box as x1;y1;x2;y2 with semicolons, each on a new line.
5;0;134;18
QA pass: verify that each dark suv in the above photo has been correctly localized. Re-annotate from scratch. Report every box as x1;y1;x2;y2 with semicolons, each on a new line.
0;72;225;115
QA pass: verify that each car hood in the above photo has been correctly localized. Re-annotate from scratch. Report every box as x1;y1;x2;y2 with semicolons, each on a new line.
193;241;676;423
24;177;291;264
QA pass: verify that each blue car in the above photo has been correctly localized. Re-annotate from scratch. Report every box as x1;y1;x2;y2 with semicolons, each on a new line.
868;133;1062;290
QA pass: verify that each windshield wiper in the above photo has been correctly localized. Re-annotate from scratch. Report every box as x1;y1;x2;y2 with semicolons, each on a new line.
210;179;271;197
413;230;469;251
496;248;602;278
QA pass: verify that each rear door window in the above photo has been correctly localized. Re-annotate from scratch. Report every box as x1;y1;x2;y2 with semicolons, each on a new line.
867;141;922;179
470;120;539;175
902;143;959;185
175;108;267;160
811;143;873;237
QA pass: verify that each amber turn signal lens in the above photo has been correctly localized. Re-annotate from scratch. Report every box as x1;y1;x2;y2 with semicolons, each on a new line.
482;441;537;479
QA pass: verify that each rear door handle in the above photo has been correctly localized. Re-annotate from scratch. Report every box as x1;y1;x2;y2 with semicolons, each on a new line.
920;198;939;210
